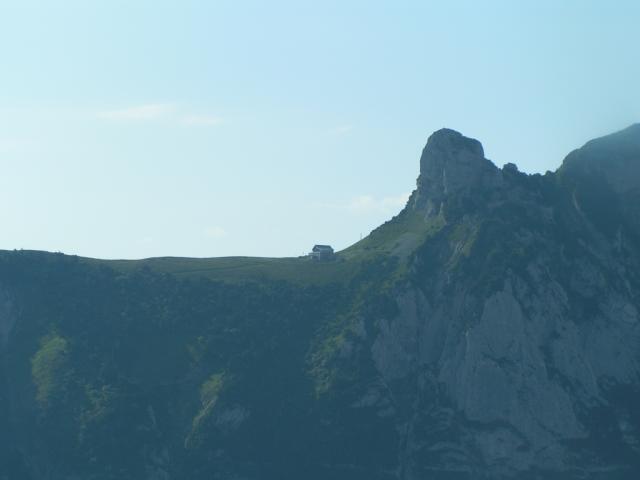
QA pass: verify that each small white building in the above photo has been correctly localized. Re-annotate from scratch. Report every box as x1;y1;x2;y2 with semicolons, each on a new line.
309;244;335;261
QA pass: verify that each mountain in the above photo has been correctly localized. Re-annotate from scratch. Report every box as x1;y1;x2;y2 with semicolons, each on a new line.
2;125;640;479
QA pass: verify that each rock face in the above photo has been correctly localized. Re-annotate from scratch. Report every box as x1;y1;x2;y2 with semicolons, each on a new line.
559;124;640;236
1;125;640;479
367;125;640;478
411;128;501;214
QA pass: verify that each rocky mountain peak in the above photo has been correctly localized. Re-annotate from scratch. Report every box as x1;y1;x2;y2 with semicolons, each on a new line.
412;128;501;214
560;124;640;195
421;128;485;163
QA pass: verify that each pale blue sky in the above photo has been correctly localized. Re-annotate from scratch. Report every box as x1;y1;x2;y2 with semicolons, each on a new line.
1;0;639;258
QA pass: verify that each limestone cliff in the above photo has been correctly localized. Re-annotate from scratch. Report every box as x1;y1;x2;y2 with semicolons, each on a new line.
365;125;640;478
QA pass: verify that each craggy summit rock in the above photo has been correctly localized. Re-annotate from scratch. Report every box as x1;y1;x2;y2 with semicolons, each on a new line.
412;128;501;214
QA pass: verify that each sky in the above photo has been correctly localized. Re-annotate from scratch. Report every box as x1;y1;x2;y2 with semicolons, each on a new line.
1;0;639;259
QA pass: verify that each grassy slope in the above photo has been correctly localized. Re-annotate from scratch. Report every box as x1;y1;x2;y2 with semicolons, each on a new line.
89;208;442;285
4;207;443;287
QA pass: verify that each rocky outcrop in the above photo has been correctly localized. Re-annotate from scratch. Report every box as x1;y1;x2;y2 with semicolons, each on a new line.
411;129;502;216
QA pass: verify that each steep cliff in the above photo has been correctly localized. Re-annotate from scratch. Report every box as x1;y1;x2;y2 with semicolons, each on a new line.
1;126;639;479
367;127;640;478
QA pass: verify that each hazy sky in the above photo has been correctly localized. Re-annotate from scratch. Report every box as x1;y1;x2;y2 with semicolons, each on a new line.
1;0;639;259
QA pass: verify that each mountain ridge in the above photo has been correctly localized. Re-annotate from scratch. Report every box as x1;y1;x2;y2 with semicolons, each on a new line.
2;125;640;479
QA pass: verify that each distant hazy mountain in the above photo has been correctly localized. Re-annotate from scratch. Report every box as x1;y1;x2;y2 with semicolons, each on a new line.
2;125;640;479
